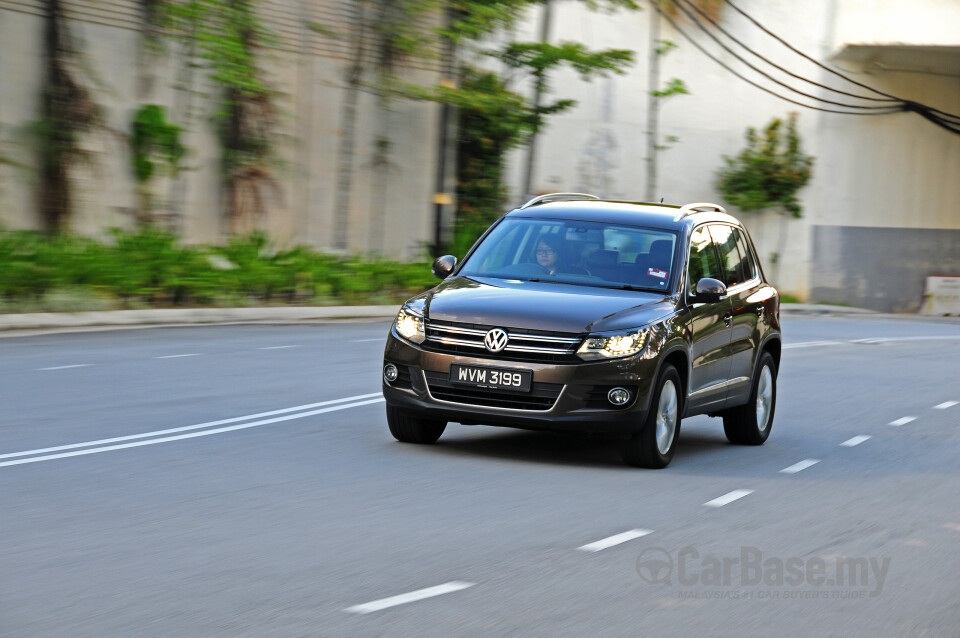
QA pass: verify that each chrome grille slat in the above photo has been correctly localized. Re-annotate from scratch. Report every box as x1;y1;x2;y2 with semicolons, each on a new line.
504;344;572;354
424;320;583;363
432;336;484;348
509;334;580;344
432;325;489;337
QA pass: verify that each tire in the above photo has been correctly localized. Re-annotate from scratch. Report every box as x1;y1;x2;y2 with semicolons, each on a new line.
622;364;682;469
386;405;447;444
722;351;777;445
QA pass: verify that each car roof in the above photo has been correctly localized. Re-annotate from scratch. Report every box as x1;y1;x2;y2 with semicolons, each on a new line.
505;200;741;230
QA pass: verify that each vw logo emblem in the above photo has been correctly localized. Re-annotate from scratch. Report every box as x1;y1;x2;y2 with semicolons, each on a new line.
484;328;509;352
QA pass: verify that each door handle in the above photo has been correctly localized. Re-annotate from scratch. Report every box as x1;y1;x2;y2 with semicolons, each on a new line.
723;313;733;327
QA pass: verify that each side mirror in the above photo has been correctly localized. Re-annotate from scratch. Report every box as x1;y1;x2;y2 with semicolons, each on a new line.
432;255;457;279
693;277;727;303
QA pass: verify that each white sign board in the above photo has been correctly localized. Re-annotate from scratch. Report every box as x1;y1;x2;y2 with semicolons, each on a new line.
922;276;960;316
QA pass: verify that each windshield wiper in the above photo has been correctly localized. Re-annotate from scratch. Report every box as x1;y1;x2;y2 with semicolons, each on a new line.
591;283;662;292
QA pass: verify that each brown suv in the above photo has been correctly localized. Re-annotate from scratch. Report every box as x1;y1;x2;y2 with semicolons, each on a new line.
382;194;782;468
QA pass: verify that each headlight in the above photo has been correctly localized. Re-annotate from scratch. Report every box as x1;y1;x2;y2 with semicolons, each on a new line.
395;308;425;344
577;329;647;360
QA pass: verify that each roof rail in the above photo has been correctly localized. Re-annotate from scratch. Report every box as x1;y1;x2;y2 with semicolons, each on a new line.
674;202;727;221
519;192;599;210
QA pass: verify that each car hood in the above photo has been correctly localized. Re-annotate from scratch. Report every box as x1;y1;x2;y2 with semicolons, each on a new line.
409;276;677;334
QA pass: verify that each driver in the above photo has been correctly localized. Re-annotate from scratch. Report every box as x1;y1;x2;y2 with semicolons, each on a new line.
536;237;561;274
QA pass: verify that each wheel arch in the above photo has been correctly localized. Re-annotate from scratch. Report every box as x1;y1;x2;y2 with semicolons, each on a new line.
760;335;782;374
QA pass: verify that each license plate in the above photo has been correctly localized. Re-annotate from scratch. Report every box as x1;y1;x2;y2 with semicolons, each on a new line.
450;364;532;393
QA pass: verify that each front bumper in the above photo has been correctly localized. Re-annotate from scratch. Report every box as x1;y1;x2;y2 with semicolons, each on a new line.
382;327;660;438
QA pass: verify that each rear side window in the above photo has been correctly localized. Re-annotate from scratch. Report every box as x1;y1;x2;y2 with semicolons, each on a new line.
733;228;759;282
687;226;721;287
708;224;744;288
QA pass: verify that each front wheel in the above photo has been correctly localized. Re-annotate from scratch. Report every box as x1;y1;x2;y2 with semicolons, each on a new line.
722;352;777;445
622;364;682;469
386;405;446;444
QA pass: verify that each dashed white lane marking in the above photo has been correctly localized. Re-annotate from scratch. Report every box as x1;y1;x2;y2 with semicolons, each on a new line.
344;582;475;614
0;393;384;466
259;345;301;350
351;338;383;343
840;435;872;447
37;364;93;371
155;353;201;359
704;490;753;508
889;416;917;427
577;529;653;553
780;459;821;474
934;401;958;410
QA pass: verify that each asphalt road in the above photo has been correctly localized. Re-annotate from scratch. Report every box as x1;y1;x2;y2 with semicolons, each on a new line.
2;315;960;637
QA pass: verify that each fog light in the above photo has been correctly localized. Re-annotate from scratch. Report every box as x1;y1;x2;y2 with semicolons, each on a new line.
383;363;399;383
608;387;631;406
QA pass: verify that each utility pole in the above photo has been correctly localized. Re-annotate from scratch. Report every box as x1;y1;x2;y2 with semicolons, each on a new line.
644;2;660;202
432;7;458;256
521;0;553;201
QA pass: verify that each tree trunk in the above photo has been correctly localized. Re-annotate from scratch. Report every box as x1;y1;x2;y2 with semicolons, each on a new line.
333;0;369;250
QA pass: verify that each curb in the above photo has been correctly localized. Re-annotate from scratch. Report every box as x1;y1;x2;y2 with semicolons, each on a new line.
0;306;401;333
5;302;942;335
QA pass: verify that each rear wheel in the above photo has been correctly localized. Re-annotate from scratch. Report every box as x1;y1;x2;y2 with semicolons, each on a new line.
622;364;682;469
722;352;776;445
386;405;446;444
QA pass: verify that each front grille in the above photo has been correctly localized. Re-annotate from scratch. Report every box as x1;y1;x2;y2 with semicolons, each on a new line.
423;320;583;364
424;371;563;411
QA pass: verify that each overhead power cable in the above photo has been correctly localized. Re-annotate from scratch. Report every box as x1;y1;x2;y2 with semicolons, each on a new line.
719;0;960;125
650;3;904;117
651;0;960;135
676;0;897;104
672;0;897;111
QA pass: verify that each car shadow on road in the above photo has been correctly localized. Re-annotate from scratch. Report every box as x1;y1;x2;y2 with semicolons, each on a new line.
430;419;738;471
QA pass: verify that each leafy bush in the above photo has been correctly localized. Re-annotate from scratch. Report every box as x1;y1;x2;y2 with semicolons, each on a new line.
716;113;814;218
0;228;437;312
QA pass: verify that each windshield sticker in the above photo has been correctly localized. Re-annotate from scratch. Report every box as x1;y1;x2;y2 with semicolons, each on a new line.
648;268;668;279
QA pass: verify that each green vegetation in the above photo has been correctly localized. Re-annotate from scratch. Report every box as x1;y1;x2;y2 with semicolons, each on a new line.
716;113;814;218
130;104;185;184
398;0;637;257
0;229;438;313
716;113;814;284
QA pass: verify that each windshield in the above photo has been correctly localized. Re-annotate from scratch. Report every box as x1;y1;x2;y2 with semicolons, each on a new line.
459;217;679;292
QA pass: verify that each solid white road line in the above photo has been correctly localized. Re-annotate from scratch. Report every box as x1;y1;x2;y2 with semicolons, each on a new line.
351;338;383;343
851;336;960;344
37;364;93;371
344;582;475;614
840;435;872;447
779;459;821;474
0;393;384;461
782;341;843;349
704;490;753;508
889;416;917;427
155;353;201;359
934;401;958;410
259;345;300;350
577;529;653;553
0;398;384;468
